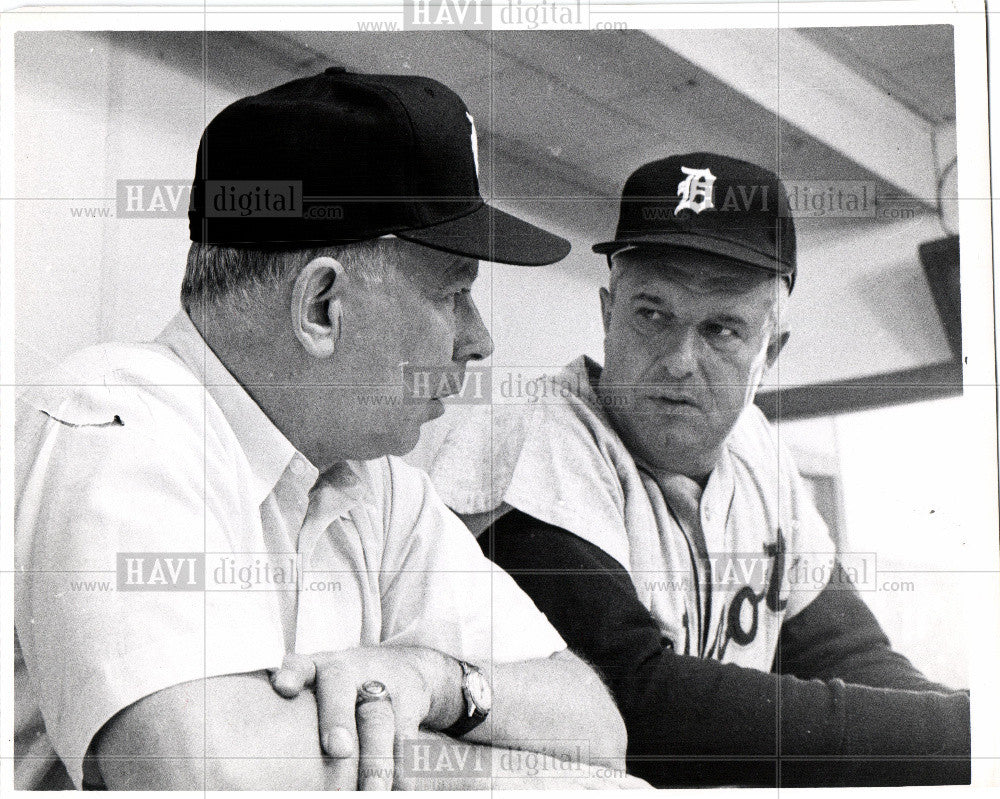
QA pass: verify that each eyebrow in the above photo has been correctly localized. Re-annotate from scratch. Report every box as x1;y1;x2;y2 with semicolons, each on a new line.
440;260;479;288
711;313;750;329
631;293;750;329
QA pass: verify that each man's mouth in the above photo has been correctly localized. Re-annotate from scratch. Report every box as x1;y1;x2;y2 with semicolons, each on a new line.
432;371;466;401
644;392;700;411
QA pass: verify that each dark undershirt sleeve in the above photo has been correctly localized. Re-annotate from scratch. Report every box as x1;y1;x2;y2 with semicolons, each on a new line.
776;570;955;692
482;508;970;788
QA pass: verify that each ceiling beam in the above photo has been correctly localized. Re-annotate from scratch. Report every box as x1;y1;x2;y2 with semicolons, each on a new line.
648;28;939;203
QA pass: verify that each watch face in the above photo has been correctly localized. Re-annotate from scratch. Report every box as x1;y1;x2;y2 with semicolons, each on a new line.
467;669;493;712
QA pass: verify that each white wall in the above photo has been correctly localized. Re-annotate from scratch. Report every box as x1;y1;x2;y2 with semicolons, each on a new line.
471;212;607;376
14;31;293;384
834;394;997;688
779;387;997;689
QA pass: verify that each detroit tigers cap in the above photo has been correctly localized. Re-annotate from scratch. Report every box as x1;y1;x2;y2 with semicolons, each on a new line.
594;153;796;289
188;67;570;266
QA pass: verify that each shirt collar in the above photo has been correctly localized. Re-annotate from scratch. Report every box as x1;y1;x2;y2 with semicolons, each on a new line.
575;353;737;510
155;310;312;502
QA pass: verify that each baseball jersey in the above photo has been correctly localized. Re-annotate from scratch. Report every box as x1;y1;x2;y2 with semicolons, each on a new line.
14;310;565;788
408;355;836;670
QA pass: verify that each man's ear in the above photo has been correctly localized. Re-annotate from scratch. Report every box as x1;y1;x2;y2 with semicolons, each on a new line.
291;256;346;359
598;287;613;333
765;330;790;369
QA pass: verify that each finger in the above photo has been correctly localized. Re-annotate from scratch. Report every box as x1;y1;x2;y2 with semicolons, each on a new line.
270;653;317;698
321;725;359;791
314;661;360;785
356;695;395;790
392;720;421;791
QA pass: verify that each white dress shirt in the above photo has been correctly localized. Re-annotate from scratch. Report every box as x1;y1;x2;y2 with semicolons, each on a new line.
14;311;565;788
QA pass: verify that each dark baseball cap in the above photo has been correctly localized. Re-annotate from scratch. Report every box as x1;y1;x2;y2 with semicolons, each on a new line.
594;153;796;289
188;67;570;266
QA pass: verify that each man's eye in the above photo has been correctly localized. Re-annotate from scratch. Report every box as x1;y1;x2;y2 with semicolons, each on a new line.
705;324;740;343
636;307;664;323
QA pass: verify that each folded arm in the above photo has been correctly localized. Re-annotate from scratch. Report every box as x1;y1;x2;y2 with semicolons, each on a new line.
484;508;970;788
94;662;629;792
482;648;626;766
271;643;627;779
775;569;956;692
94;671;332;790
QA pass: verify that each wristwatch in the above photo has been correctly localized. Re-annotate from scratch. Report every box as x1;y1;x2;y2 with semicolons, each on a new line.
442;659;492;737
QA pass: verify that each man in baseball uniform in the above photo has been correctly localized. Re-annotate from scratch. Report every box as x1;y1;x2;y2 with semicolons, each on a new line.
408;154;971;787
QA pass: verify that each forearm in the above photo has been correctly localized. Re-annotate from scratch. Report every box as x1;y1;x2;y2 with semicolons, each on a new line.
484;510;970;787
395;730;547;790
96;672;330;790
778;565;957;692
475;650;626;768
417;644;625;768
623;645;970;785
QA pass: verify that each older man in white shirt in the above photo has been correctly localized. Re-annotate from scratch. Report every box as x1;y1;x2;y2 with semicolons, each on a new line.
14;68;631;791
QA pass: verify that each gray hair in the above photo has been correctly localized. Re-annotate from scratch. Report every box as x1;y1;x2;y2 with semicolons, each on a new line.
181;238;398;312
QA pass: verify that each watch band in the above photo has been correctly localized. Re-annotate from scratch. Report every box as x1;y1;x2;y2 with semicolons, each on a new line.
441;660;490;738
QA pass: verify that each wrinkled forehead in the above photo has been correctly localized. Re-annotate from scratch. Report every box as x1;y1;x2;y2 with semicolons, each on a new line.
611;246;774;298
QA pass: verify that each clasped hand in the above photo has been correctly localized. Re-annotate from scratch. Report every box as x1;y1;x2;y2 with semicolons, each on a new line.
271;645;456;790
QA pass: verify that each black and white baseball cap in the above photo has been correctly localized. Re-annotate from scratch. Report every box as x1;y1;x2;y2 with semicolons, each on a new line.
594;153;797;289
189;67;570;266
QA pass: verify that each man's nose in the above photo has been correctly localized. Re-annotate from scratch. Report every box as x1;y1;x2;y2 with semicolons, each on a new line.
656;327;698;379
454;295;494;363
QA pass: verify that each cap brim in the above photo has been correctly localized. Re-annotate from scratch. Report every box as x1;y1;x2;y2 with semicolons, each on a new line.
397;203;570;266
593;232;794;278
